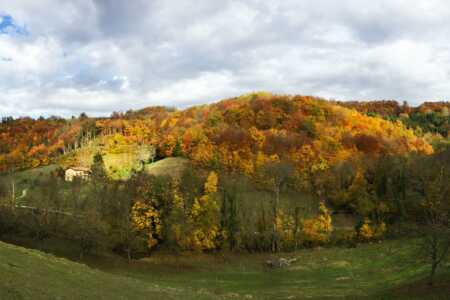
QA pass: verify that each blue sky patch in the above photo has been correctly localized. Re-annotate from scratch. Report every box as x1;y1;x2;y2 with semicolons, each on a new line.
0;14;28;35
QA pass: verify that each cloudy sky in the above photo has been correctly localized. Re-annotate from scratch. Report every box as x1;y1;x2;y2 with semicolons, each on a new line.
1;0;450;117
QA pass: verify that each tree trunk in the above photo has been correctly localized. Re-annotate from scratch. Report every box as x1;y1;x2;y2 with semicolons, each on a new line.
429;262;437;286
272;185;280;253
428;235;439;286
11;180;15;208
126;247;132;264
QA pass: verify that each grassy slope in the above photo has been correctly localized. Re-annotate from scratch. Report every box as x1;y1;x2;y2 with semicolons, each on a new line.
97;239;449;300
11;165;59;181
144;157;189;178
0;241;222;300
0;165;59;202
61;146;188;180
1;239;449;300
59;148;141;180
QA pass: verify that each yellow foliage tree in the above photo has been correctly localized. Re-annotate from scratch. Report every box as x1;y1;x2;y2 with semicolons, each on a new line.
131;200;162;250
186;171;222;251
302;202;333;245
249;126;265;149
358;218;374;241
358;218;386;241
168;183;190;250
191;140;214;167
204;171;218;194
275;209;296;249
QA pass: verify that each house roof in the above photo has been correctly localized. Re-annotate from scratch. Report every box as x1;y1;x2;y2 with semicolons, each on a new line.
67;167;91;172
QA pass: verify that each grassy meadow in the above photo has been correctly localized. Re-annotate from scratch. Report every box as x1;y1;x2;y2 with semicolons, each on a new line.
1;238;449;300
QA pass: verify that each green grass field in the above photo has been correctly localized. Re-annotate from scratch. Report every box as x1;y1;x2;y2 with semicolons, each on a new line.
144;157;189;178
1;238;449;300
56;135;156;180
0;164;60;199
0;241;215;300
94;240;450;300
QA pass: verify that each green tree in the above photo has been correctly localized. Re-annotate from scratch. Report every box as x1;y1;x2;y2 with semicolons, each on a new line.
172;140;183;157
67;208;109;261
91;152;107;180
220;175;242;251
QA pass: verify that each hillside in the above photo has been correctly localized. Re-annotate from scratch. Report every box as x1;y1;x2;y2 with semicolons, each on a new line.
0;93;434;176
1;93;445;259
0;241;184;300
144;157;189;178
338;100;450;138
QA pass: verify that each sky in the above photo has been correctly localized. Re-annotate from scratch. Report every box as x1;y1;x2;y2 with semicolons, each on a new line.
1;0;450;118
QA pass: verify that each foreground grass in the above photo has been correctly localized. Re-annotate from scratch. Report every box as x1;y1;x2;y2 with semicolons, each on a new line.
0;241;220;300
93;239;449;300
1;238;449;299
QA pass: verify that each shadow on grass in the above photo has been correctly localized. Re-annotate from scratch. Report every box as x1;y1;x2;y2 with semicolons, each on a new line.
371;273;450;300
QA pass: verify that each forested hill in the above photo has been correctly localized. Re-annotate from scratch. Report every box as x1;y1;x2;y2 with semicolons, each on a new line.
0;93;436;174
337;100;450;137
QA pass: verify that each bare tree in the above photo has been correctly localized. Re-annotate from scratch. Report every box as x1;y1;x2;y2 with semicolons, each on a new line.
259;160;295;252
418;167;450;286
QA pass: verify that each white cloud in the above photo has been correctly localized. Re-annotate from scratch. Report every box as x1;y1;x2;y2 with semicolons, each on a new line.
1;0;450;117
145;71;240;106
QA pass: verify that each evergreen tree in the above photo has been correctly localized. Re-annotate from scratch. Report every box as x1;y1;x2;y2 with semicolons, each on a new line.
172;140;183;157
91;152;107;180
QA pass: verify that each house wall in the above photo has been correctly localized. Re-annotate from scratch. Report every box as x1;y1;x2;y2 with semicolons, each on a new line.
65;169;89;182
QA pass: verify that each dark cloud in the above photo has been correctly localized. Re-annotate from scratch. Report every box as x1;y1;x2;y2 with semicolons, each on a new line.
92;0;158;37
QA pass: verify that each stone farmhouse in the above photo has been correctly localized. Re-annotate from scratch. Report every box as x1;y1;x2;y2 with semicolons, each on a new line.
65;167;91;182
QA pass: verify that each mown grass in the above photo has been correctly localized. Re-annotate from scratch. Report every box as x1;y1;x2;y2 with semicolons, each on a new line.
0;241;223;300
95;239;449;300
1;238;449;299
